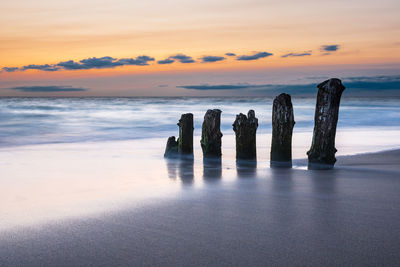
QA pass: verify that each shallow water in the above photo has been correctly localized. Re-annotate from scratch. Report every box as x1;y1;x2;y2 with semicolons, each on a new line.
1;97;400;152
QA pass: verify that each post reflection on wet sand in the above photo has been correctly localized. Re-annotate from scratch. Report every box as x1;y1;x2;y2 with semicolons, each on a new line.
236;159;257;178
165;157;194;185
202;157;222;183
270;168;296;224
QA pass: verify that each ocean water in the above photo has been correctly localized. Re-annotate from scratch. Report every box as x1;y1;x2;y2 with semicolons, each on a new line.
0;97;400;154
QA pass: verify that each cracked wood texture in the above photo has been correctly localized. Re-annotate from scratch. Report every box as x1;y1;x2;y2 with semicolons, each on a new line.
270;93;295;168
307;78;345;169
200;109;223;157
177;113;194;155
232;110;258;160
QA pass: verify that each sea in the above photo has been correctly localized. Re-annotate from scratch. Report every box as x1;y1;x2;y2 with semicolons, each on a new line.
0;97;399;156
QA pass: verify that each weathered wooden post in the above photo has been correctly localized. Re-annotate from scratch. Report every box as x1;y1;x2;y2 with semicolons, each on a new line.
307;78;345;169
232;110;258;160
164;113;193;158
164;136;178;158
177;113;194;155
200;109;223;157
270;93;295;168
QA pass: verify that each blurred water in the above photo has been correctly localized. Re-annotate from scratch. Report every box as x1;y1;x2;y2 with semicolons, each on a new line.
0;97;399;148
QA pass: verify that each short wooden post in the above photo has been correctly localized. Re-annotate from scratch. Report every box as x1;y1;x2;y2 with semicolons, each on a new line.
164;136;178;158
200;109;223;157
232;110;258;160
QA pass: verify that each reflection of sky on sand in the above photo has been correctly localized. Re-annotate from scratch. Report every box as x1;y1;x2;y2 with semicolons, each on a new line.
0;126;400;231
0;140;182;230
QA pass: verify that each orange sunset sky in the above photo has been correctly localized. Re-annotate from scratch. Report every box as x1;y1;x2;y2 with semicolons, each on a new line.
0;0;399;96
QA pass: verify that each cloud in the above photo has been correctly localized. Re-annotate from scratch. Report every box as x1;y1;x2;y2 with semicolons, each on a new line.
116;56;155;66
57;56;155;70
321;45;340;52
57;60;85;70
170;54;195;63
178;75;400;96
200;56;225;63
178;84;256;90
2;67;19;72
157;58;175;64
78;56;120;69
65;56;155;69
9;85;87;92
281;51;312;58
1;50;279;73
1;55;155;73
236;51;273;61
21;64;60;72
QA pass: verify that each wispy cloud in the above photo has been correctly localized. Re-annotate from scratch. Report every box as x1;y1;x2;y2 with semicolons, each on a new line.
236;51;273;61
116;56;155;66
225;53;236;57
2;67;19;72
21;64;60;72
281;51;312;58
200;56;225;63
169;54;195;63
157;58;175;64
58;56;154;70
321;45;340;52
178;84;258;90
9;85;87;92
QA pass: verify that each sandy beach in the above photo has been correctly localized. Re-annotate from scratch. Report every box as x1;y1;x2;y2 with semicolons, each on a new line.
0;138;399;266
1;0;400;264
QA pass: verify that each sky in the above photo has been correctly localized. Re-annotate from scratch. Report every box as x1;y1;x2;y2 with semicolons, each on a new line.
0;0;399;96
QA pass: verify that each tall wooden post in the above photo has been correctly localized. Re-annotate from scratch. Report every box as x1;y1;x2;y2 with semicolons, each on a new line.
177;113;194;155
200;109;223;157
232;110;258;160
307;78;345;169
270;93;295;168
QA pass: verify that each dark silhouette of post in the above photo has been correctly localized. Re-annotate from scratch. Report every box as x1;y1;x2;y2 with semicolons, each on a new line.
164;113;193;158
177;113;194;155
270;93;295;168
307;78;345;169
164;136;178;158
233;110;258;160
200;109;223;157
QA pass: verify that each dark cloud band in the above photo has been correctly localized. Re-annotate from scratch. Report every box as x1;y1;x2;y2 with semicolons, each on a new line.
200;56;225;63
236;52;273;61
178;75;400;95
281;52;312;58
9;86;87;92
321;45;340;52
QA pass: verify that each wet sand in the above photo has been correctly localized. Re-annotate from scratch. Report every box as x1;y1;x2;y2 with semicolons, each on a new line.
1;142;400;266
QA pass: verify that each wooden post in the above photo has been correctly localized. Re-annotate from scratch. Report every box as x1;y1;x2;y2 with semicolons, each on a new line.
177;113;194;155
232;110;258;160
200;109;223;157
307;78;345;169
270;93;295;168
164;136;178;158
